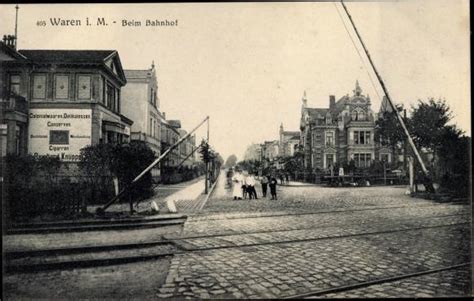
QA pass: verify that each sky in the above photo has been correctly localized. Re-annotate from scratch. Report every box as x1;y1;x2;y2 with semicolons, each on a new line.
0;1;470;161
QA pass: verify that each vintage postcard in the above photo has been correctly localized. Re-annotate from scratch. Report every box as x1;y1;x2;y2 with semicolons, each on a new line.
1;1;471;299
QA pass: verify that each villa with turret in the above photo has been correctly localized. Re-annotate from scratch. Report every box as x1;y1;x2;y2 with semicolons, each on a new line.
300;81;392;171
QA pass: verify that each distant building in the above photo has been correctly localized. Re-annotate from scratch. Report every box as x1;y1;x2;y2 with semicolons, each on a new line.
243;143;262;161
300;81;392;170
279;123;299;157
178;128;197;167
1;42;133;162
262;140;279;162
161;118;181;168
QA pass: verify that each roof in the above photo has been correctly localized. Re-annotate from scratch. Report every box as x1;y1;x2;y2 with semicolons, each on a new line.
306;108;329;119
18;49;127;85
18;49;116;63
124;69;153;79
0;41;28;61
168;120;181;129
289;134;300;140
282;131;299;137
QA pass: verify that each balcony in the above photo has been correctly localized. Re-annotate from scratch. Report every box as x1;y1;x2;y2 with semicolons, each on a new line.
0;95;27;114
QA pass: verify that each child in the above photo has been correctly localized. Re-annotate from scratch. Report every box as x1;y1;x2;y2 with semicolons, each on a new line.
269;176;278;200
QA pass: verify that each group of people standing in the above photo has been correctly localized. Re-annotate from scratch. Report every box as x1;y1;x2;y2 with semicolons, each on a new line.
231;171;278;200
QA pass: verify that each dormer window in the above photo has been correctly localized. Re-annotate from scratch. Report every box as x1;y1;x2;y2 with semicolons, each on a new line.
326;113;332;125
351;110;358;121
351;108;366;121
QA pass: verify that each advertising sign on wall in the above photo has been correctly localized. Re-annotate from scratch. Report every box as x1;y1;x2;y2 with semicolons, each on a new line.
28;108;92;161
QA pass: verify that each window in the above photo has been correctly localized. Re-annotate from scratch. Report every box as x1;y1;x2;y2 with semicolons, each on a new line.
150;118;153;136
33;74;46;99
77;75;92;100
9;74;20;96
116;90;120;112
106;83;114;109
325;131;334;146
354;153;372;168
55;75;69;99
351;110;358;121
50;130;69;145
114;87;119;112
325;154;334;169
351;108;367;121
354;131;371;145
326;113;332;125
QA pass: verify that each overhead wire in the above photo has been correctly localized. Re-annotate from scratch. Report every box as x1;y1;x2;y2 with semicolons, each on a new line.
333;2;383;102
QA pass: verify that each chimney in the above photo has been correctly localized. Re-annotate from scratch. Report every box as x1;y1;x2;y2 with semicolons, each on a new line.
3;35;16;49
162;112;166;119
329;95;336;109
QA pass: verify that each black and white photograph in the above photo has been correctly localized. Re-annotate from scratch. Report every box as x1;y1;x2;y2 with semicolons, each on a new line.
1;1;471;299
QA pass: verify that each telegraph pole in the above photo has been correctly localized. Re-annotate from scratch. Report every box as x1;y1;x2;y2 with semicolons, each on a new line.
403;109;408;172
204;118;210;194
14;4;19;49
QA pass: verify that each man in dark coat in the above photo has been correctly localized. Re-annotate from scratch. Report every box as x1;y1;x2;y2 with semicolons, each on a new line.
269;175;278;200
261;175;269;197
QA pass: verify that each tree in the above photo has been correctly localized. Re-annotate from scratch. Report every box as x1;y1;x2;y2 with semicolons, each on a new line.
375;104;406;155
79;141;156;204
224;154;238;168
409;98;453;153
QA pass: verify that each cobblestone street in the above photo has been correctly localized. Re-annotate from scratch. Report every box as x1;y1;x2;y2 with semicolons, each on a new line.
156;172;471;299
3;172;472;299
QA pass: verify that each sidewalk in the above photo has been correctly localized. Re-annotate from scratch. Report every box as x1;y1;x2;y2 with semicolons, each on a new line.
87;176;204;214
279;180;319;187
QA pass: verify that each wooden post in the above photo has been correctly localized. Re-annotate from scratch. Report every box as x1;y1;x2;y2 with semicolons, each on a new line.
409;157;414;194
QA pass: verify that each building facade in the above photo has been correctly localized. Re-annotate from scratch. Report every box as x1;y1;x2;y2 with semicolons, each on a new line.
1;39;29;157
300;81;392;171
279;123;299;157
121;63;163;156
243;143;262;162
261;140;279;162
160;119;181;168
24;49;132;162
1;45;133;162
178;129;196;167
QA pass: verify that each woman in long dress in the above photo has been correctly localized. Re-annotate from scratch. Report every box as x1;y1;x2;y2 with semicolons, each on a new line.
232;172;243;200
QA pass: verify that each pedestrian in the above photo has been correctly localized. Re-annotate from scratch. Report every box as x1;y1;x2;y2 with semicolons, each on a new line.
269;175;278;200
246;173;258;199
285;173;289;184
261;175;269;197
279;174;284;185
242;172;248;199
231;171;243;200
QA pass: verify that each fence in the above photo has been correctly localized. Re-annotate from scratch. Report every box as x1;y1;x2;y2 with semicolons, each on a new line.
2;175;116;224
293;170;408;186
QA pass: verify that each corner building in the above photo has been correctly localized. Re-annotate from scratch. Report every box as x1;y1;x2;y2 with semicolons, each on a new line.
18;49;132;161
300;81;392;170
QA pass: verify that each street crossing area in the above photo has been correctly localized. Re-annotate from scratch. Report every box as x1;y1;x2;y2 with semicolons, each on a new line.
3;172;471;299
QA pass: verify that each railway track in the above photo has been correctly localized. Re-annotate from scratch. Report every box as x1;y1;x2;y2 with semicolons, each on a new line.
284;262;472;299
5;215;468;274
172;212;469;241
188;201;468;223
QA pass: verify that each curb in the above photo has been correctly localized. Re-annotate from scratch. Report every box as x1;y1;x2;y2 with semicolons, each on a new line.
7;217;187;235
197;175;220;211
